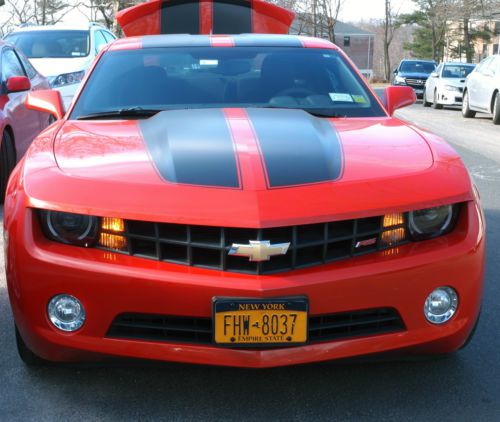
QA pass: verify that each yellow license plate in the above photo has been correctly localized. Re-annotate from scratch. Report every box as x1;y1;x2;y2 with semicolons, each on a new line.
213;297;308;346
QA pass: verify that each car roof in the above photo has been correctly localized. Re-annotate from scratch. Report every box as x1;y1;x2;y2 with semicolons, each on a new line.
109;34;337;51
441;62;475;66
7;23;105;34
400;59;435;63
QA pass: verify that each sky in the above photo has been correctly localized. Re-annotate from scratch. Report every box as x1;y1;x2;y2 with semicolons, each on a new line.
1;0;418;29
339;0;416;22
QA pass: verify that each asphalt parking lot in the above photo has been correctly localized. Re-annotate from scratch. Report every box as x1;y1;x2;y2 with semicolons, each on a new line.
0;103;499;421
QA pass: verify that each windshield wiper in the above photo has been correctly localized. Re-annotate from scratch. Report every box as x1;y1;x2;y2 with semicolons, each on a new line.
76;107;162;120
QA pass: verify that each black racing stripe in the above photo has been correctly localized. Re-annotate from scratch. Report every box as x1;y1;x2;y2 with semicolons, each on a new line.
161;0;200;35
139;109;239;188
213;0;252;34
247;108;343;188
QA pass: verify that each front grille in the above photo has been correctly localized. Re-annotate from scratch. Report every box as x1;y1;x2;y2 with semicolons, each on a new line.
405;78;426;86
107;308;405;346
98;216;407;274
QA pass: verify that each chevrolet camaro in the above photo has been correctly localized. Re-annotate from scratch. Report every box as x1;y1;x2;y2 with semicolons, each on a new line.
3;0;485;368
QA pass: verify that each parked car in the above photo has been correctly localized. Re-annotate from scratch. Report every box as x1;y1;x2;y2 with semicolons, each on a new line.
392;59;436;98
423;62;476;109
0;40;51;202
5;0;484;367
462;54;500;124
4;23;116;109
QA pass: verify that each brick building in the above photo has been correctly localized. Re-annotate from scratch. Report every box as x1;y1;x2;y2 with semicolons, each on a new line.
290;17;375;80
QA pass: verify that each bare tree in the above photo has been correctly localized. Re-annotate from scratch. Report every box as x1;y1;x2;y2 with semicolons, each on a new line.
383;0;399;81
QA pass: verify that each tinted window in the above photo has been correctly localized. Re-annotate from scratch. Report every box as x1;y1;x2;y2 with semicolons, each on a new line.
5;30;90;58
70;47;386;119
102;31;116;43
94;31;108;53
15;49;37;79
2;49;26;81
399;61;435;73
442;64;475;78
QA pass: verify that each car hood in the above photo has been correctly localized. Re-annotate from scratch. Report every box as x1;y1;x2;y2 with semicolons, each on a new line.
29;56;91;78
25;108;471;227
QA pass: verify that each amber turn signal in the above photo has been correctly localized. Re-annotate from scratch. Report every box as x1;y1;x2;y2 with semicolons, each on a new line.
381;213;406;247
98;217;127;251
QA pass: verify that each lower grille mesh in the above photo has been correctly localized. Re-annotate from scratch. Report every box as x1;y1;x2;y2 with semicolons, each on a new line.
107;308;405;346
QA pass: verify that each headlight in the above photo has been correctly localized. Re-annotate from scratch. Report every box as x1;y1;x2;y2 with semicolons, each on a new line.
40;210;99;247
49;70;85;88
408;205;458;240
394;76;406;84
444;85;460;92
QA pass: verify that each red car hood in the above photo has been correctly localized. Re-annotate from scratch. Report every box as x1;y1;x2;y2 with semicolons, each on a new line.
24;108;472;227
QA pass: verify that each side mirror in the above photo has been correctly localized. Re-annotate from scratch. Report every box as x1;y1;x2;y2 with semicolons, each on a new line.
6;76;31;93
25;89;64;120
382;86;416;116
430;71;438;78
393;68;398;74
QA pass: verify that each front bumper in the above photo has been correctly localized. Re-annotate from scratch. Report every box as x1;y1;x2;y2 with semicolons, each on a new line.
438;89;463;106
6;202;485;367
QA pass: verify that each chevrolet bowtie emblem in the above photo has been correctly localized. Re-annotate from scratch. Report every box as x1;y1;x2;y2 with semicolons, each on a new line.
228;240;290;262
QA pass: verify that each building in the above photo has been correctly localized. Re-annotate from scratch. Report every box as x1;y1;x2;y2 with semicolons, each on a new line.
290;17;375;80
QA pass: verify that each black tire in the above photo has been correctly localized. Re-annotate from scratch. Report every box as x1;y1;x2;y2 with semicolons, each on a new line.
432;90;443;109
422;89;431;107
492;92;500;125
462;90;476;118
15;326;46;366
0;130;16;204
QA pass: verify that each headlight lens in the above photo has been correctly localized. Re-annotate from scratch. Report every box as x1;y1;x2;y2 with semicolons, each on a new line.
444;84;460;92
408;205;456;240
395;75;406;84
49;70;85;88
40;210;99;246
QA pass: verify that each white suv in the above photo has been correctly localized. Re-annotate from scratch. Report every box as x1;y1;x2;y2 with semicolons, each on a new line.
4;23;116;108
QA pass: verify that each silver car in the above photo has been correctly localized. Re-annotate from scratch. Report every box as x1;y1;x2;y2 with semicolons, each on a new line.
423;62;475;109
462;54;500;124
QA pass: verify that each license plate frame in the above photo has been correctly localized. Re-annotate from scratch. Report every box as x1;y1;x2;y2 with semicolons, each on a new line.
212;296;308;347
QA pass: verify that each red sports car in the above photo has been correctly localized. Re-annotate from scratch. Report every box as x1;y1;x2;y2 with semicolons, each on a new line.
4;0;484;367
0;40;51;202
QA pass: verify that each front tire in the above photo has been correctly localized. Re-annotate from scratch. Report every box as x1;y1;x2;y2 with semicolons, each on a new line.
462;90;476;118
0;130;16;204
492;92;500;125
422;89;431;107
432;90;443;109
15;326;46;366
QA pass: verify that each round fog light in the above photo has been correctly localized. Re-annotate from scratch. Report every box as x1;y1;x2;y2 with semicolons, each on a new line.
424;287;458;324
48;294;85;332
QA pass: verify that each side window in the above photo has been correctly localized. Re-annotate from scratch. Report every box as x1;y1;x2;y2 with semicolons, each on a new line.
15;50;37;80
94;31;108;54
103;31;116;43
1;48;27;81
476;57;492;74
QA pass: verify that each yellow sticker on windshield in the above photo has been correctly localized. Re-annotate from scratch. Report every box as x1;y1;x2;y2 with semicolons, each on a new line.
352;95;367;104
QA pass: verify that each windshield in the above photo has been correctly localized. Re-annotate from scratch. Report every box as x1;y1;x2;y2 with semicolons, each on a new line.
69;47;386;119
399;61;435;74
5;30;90;58
442;64;475;78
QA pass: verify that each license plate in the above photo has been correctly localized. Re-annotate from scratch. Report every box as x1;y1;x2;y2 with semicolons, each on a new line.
213;297;308;346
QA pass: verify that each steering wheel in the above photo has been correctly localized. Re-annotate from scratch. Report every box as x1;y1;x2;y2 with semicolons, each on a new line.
274;87;317;98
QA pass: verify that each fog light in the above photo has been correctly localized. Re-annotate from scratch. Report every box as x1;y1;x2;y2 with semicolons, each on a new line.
424;287;458;324
48;294;85;332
